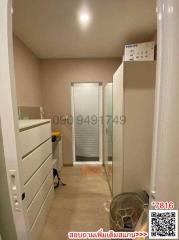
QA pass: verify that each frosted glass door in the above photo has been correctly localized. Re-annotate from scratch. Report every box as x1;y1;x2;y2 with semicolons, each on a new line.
73;83;99;162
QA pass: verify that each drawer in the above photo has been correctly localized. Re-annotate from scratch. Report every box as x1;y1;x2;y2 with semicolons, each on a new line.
27;171;53;229
20;122;51;157
29;186;54;240
24;155;53;207
22;139;52;184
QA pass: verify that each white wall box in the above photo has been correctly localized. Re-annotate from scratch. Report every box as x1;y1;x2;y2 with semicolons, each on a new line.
124;42;154;61
113;61;156;196
19;120;54;240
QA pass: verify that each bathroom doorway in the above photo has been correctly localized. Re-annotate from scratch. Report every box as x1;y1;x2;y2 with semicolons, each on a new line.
71;83;102;164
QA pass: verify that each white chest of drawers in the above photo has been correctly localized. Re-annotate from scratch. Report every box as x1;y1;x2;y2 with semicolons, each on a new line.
19;120;54;240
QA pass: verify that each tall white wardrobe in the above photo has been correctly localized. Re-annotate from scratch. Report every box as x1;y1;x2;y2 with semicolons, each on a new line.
113;61;156;196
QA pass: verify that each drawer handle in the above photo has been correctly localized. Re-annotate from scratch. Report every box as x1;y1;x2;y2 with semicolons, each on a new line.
21;192;26;200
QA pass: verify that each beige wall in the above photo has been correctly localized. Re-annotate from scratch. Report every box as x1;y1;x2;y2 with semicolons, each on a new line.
149;31;157;44
40;58;121;165
13;35;42;106
13;36;120;165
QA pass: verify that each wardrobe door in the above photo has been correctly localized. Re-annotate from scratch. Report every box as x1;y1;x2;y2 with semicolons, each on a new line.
123;62;155;193
0;1;28;239
112;63;124;196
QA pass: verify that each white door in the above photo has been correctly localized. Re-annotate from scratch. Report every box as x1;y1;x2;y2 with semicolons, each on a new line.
0;0;28;239
150;0;179;208
112;64;124;196
0;121;18;240
72;83;103;164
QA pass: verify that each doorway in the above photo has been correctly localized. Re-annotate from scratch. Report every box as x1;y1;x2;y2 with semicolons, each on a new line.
71;83;102;164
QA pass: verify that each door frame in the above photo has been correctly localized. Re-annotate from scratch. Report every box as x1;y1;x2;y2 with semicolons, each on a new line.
71;83;103;165
0;0;28;239
104;82;113;194
103;82;113;167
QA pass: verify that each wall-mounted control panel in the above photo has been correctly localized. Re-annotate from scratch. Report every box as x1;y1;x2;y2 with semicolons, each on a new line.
124;42;154;61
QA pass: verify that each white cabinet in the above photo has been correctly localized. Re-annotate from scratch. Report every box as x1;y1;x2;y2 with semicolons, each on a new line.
113;61;156;196
19;120;54;240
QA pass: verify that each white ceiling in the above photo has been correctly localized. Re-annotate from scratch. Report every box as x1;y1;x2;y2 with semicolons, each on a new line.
13;0;157;59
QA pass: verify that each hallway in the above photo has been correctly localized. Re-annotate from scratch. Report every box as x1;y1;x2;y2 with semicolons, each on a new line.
40;166;111;240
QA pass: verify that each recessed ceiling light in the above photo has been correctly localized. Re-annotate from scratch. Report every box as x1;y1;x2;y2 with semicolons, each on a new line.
80;13;90;23
78;5;91;30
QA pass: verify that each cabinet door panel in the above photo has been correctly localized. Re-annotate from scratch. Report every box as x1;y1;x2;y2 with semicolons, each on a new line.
113;63;124;196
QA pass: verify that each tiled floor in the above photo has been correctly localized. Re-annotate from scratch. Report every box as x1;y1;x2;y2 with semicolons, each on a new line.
40;166;111;240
